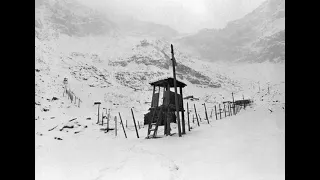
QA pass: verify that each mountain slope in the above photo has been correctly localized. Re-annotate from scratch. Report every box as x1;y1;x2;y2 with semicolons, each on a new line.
176;0;285;63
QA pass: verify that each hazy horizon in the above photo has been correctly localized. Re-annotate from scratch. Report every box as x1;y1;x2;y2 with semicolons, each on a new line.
77;0;267;34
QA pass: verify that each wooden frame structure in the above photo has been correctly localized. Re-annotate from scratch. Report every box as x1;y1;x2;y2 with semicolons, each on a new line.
144;77;187;137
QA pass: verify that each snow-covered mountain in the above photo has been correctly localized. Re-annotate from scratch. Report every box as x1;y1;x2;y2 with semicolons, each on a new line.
35;1;285;179
176;0;285;63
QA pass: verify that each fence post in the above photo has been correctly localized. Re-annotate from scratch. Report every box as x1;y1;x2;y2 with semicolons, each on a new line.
224;104;226;117
194;104;200;126
203;103;209;123
115;116;117;137
219;104;222;119
131;108;139;138
102;112;104;126
118;112;127;138
193;114;195;124
187;102;190;131
214;105;218;120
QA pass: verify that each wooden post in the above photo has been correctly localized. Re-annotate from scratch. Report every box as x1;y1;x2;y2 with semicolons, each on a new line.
118;112;127;138
151;85;155;108
203;103;209;124
243;95;246;109
107;111;110;132
102;112;104;126
192;114;195;123
210;109;213;118
126;120;127;128
229;104;231;116
232;92;235;115
179;87;186;134
171;44;182;137
194;104;200;126
219;104;222;119
138;121;141;129
214;105;218;120
158;86;161;107
115;116;117;137
224;104;226;117
187;102;190;131
166;83;171;136
94;102;101;124
198;114;201;122
131;108;139;138
97;104;100;124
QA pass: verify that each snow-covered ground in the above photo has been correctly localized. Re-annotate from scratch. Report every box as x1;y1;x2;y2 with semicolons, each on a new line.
35;32;285;180
36;103;284;180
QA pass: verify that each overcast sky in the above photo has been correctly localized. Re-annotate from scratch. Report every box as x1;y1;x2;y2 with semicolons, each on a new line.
77;0;266;33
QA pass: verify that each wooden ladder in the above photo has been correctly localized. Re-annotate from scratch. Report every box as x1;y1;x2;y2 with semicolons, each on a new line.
147;106;163;139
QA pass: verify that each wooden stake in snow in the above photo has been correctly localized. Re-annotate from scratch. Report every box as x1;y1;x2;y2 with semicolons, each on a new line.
194;104;200;126
224;104;226;117
115;116;117;137
219;104;222;119
107;113;110;132
192;114;195;124
202;103;209;124
131;108;139;138
126;120;127;128
187;102;190;131
94;102;101;124
232;92;235;115
138;121;141;129
102;112;104;126
180;86;186;135
214;105;218;120
118;112;127;138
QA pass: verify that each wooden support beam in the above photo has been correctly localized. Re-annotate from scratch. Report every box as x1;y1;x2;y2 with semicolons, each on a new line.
187;102;190;131
151;85;155;108
171;44;182;137
180;86;186;134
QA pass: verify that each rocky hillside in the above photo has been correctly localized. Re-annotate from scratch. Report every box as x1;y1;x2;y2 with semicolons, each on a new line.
176;0;285;63
108;39;223;90
35;0;119;38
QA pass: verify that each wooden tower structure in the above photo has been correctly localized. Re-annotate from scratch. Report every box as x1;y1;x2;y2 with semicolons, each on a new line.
144;77;187;138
